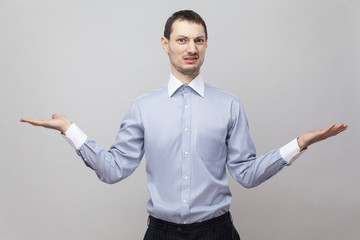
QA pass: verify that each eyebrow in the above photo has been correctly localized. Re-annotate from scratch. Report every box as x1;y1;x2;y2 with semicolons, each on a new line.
175;35;206;39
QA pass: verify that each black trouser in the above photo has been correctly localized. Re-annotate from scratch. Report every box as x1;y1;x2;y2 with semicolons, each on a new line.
144;212;241;240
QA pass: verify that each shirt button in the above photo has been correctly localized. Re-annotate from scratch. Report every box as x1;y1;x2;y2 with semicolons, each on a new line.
184;87;188;90
184;128;188;131
184;176;188;180
177;227;182;231
183;199;187;203
183;221;187;224
184;105;188;109
184;152;188;155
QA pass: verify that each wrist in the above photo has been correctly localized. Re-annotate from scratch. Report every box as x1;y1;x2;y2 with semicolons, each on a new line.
61;121;72;135
297;136;307;151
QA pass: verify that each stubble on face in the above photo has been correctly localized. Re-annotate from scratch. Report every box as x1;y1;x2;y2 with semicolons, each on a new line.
165;20;207;83
168;45;202;77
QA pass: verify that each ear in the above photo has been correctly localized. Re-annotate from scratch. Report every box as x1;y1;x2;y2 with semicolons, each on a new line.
161;36;169;53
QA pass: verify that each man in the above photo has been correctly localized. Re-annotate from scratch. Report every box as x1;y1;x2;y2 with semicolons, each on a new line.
21;10;347;240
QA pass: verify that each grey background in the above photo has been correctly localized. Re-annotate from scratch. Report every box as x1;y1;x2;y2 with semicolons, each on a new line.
1;0;359;239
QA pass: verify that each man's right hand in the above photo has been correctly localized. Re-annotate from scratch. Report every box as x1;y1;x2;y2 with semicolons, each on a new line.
20;114;72;135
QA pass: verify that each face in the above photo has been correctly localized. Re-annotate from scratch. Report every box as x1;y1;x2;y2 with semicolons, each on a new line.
161;20;207;82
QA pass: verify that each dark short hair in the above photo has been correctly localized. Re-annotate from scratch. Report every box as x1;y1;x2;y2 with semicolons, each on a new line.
164;10;208;40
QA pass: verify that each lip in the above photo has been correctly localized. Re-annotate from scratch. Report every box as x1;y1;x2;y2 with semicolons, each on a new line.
184;56;198;64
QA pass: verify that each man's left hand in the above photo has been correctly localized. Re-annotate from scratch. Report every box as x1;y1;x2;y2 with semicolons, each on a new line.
297;124;348;151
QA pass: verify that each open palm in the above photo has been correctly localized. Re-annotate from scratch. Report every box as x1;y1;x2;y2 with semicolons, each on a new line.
20;114;71;135
297;124;348;151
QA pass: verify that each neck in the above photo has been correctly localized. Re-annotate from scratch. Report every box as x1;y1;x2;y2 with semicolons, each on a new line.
171;70;200;85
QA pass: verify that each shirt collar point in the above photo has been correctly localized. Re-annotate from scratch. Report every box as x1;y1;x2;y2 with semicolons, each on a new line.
168;73;205;97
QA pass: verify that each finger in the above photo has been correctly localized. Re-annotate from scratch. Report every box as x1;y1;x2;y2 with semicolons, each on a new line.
336;123;348;129
20;118;46;126
329;125;348;136
20;118;38;124
322;124;348;138
319;124;336;135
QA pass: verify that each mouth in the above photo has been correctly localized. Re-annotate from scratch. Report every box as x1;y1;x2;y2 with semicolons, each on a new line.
184;55;198;64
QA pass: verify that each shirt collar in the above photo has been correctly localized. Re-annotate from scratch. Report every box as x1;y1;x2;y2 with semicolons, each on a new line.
168;74;205;98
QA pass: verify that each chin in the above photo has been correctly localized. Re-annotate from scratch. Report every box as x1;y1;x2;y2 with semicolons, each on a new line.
181;67;200;76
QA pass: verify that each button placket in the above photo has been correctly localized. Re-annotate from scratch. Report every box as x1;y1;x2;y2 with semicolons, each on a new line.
180;87;191;223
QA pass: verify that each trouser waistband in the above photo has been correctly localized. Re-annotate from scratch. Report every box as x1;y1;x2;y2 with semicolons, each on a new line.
148;212;233;233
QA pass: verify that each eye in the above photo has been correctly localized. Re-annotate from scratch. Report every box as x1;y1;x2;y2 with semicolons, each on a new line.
196;38;205;44
177;38;186;43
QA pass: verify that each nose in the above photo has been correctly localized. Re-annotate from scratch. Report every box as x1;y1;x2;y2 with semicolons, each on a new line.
187;41;197;54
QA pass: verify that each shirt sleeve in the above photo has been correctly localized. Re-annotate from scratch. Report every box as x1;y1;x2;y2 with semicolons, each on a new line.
226;99;304;188
279;138;305;165
62;101;145;184
62;123;87;149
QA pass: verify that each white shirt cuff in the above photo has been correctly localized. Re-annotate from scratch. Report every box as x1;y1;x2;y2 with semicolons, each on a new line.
279;138;305;165
62;123;87;150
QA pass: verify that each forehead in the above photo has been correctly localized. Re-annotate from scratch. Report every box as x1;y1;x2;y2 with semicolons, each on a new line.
170;20;206;38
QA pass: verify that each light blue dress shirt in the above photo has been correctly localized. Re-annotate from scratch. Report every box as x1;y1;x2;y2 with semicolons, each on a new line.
64;74;303;224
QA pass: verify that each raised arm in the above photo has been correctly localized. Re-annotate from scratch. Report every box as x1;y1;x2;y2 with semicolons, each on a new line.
20;114;72;135
20;102;145;184
225;99;349;188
